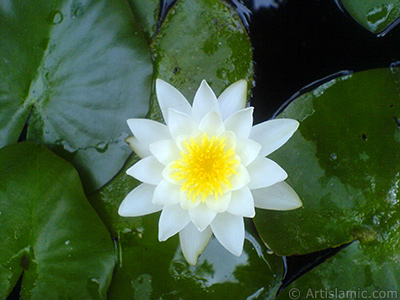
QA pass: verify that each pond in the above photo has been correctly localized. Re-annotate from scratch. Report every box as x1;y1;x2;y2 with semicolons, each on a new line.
1;0;400;299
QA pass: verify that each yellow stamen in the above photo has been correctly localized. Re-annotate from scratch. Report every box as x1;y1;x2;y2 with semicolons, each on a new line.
170;133;239;202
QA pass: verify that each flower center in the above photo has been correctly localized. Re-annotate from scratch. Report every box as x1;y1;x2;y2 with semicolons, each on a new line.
170;133;239;202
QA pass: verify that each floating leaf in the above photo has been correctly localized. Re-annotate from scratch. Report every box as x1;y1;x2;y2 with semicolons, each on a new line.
0;142;115;299
339;0;400;34
89;0;254;235
147;0;253;120
254;68;400;256
0;0;153;193
277;240;400;299
128;0;159;41
107;216;283;299
88;0;261;297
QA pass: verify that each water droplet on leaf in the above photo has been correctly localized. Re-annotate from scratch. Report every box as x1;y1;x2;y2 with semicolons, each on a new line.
74;7;84;17
53;11;63;24
46;11;63;25
95;142;108;153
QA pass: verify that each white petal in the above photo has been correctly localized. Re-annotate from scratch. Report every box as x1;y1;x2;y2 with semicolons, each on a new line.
236;138;261;167
231;164;250;190
167;109;198;139
198;111;225;136
247;157;287;189
149;140;180;165
252;181;302;210
210;213;244;256
227;187;255;217
127;118;170;148
179;223;212;265
249;118;299;156
189;203;217;231
162;162;179;185
158;204;191;241
218;79;248;120
192;80;220;122
118;184;161;217
125;136;151;158
156;79;192;124
205;191;232;213
224;107;253;139
126;156;164;185
180;192;201;210
152;180;180;206
218;131;236;150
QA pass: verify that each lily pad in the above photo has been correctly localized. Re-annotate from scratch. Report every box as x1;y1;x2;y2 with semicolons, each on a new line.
0;0;153;193
148;0;253;119
128;0;160;41
254;68;400;256
0;142;115;299
88;0;258;297
339;0;400;35
278;240;400;299
89;0;254;236
107;216;283;299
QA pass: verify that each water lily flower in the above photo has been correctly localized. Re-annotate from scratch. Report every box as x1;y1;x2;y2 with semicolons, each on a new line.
119;79;302;265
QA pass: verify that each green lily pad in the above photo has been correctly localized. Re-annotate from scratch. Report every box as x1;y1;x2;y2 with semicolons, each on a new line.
88;0;259;297
339;0;400;34
0;0;153;193
147;0;253;119
89;0;254;235
0;142;115;299
107;217;283;299
128;0;159;41
277;240;400;299
254;68;400;256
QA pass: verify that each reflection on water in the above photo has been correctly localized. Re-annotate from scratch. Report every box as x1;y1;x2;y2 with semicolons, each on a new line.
386;172;400;206
366;3;397;32
196;238;249;286
171;237;249;287
230;0;252;29
244;0;286;11
156;0;178;34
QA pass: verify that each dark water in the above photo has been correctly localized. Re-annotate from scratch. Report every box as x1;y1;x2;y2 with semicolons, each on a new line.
9;1;400;298
242;0;400;122
241;0;400;291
